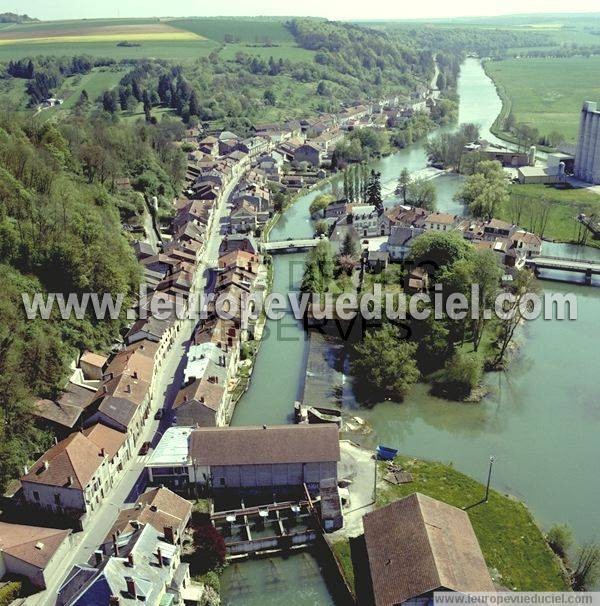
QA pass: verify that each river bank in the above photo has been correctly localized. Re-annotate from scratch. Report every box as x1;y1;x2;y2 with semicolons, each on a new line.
222;58;600;604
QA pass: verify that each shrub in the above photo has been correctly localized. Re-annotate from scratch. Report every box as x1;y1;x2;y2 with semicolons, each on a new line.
546;524;573;559
0;581;23;606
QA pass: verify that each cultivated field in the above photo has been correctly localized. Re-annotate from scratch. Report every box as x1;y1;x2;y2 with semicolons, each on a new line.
485;56;600;142
0;17;219;60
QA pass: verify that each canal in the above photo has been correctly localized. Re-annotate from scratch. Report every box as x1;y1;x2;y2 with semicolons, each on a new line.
222;58;600;603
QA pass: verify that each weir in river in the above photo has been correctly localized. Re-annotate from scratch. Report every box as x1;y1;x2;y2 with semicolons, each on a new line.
221;58;600;605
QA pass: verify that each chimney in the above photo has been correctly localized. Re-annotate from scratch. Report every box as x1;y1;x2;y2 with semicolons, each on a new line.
157;547;163;567
132;371;138;380
125;577;136;599
67;475;74;486
43;460;49;470
184;394;189;402
164;526;176;544
94;550;103;566
125;384;131;394
100;448;106;457
109;597;120;606
112;533;119;556
199;396;205;403
127;553;134;567
23;465;29;476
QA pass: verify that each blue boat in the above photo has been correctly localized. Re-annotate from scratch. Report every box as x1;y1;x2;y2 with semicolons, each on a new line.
376;445;398;461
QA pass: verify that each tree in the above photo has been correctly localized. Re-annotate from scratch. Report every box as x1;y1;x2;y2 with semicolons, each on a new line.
340;231;358;258
455;160;508;219
352;324;419;399
435;350;483;400
493;269;538;367
263;89;276;106
193;524;226;573
408;231;472;276
316;81;328;96
142;91;152;122
366;170;382;211
572;543;600;591
309;194;333;217
301;260;321;293
396;167;411;203
337;254;356;276
406;178;436;210
102;90;118;114
546;524;573;559
314;219;329;236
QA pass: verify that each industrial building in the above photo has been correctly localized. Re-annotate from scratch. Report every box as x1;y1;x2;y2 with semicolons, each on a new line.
574;101;600;184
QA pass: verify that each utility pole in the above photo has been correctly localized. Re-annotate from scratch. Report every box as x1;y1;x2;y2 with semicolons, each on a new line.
485;456;495;503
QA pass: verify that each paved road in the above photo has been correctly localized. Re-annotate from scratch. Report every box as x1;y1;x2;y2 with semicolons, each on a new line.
31;175;240;606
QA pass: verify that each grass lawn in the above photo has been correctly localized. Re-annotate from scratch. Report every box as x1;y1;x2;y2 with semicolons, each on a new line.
375;456;569;591
331;540;355;593
484;56;600;143
496;183;600;246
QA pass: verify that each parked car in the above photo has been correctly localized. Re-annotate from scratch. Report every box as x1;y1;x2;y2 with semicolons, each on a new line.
139;441;152;456
154;409;164;420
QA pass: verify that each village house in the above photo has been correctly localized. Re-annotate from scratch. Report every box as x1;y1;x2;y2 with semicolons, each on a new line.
21;423;128;522
310;127;345;153
0;522;72;590
351;204;384;237
198;135;219;156
387;225;425;261
58;521;200;605
511;230;542;257
363;493;495;606
219;233;259;255
85;341;158;454
483;218;516;241
99;486;192;559
238;136;270;159
424;212;458;232
366;250;389;273
293;143;324;167
230;200;259;234
33;383;96;439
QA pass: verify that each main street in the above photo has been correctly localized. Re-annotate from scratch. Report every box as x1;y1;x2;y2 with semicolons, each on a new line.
32;173;241;606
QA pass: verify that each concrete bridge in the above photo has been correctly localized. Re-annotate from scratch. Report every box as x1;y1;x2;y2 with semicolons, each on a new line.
262;237;326;254
525;255;600;285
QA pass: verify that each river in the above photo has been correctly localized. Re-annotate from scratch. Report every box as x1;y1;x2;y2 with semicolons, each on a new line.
222;58;600;603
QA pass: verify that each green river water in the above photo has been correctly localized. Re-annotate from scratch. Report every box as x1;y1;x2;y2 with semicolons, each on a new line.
221;58;600;604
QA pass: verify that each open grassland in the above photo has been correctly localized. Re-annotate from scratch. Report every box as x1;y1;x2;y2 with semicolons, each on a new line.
218;42;315;62
58;68;129;108
485;56;600;142
376;457;569;591
0;39;218;61
497;183;600;246
168;17;295;43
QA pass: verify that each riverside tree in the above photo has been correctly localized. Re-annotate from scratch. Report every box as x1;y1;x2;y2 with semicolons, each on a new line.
352;324;420;399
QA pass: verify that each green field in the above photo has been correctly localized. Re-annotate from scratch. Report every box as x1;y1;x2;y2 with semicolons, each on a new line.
376;457;569;591
497;183;600;246
218;42;315;62
0;39;219;61
168;17;295;43
485;56;600;143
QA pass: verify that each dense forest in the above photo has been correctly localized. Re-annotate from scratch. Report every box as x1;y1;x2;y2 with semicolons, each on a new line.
0;112;185;491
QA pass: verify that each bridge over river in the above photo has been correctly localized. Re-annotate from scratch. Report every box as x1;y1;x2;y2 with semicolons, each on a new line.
261;237;325;254
525;255;600;285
